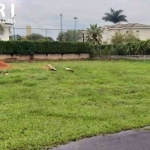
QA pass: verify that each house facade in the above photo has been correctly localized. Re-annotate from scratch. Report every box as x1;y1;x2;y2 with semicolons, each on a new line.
0;20;13;41
102;23;150;44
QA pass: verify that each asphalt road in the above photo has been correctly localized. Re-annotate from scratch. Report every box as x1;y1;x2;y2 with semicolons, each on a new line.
52;127;150;150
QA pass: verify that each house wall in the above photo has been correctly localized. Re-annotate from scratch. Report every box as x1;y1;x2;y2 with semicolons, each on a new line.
101;29;108;44
135;29;150;40
102;28;150;44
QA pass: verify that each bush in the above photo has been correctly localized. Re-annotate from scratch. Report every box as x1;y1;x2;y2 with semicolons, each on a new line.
1;40;150;57
111;31;140;44
0;41;91;56
90;40;150;56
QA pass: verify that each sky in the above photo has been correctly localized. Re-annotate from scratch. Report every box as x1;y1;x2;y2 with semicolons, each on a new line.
1;0;150;39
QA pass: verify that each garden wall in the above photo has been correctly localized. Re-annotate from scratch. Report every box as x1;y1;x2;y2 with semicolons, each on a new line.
0;53;90;61
94;55;150;60
1;54;150;61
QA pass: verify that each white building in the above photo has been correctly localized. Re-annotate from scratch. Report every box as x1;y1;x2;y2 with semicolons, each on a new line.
0;20;13;41
102;23;150;44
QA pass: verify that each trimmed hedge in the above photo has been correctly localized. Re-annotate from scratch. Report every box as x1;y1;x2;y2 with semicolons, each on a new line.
0;40;150;57
91;40;150;57
0;41;91;56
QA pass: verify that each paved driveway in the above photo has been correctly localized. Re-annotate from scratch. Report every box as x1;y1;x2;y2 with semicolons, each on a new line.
52;127;150;150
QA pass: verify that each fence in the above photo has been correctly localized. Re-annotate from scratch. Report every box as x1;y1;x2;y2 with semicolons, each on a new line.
9;27;87;42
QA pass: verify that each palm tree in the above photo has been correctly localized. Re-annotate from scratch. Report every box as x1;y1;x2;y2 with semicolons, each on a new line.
102;8;128;23
86;24;102;45
0;24;4;35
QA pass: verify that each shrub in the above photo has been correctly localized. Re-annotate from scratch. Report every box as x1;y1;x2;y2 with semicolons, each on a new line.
91;40;150;56
0;41;91;56
111;31;139;44
1;40;150;57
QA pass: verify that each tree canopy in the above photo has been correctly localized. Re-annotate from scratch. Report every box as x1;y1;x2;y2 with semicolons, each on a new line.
102;8;128;23
24;33;54;41
57;30;83;42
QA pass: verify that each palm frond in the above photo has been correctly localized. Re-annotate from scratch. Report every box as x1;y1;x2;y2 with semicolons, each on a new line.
86;24;102;45
116;15;128;22
102;8;128;23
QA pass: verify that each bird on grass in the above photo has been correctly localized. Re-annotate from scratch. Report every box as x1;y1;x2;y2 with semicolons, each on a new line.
47;64;57;71
65;67;74;72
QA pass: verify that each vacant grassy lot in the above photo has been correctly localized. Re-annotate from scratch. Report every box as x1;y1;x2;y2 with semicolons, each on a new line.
1;60;150;150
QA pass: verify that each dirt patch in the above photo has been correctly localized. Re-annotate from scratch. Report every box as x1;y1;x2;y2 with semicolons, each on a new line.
0;61;10;70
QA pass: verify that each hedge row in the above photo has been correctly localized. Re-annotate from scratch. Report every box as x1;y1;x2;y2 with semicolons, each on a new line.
0;40;150;56
0;41;91;56
91;40;150;56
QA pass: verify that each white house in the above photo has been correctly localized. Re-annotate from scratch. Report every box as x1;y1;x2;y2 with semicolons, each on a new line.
102;23;150;44
0;19;13;41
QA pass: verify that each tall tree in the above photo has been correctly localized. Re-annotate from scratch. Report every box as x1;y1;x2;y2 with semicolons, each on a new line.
86;24;102;45
57;30;83;42
102;8;128;23
0;24;4;35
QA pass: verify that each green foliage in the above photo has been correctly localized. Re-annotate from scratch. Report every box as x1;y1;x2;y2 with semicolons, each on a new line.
91;40;150;57
124;31;140;43
57;30;83;42
9;34;22;41
86;24;102;45
26;33;44;41
126;40;150;55
111;31;139;44
102;8;128;23
111;32;125;44
0;40;150;57
24;33;54;41
0;41;91;55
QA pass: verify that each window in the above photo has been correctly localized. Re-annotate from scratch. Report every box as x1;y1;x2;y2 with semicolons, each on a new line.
136;30;140;37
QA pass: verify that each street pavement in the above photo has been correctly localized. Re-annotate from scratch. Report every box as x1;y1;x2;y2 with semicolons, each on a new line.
51;127;150;150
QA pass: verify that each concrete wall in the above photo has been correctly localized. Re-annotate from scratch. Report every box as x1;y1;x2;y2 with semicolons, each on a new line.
0;53;90;61
2;54;150;61
94;55;150;60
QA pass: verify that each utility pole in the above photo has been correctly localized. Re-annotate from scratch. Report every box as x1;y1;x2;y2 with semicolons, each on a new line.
60;14;63;33
60;14;63;41
12;15;16;40
46;29;47;37
74;17;78;42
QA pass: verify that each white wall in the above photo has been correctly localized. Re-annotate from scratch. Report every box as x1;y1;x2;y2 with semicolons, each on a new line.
136;29;150;40
0;24;12;41
102;28;150;44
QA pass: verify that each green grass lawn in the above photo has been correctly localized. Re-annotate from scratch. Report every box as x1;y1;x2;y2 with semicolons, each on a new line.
1;60;150;150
